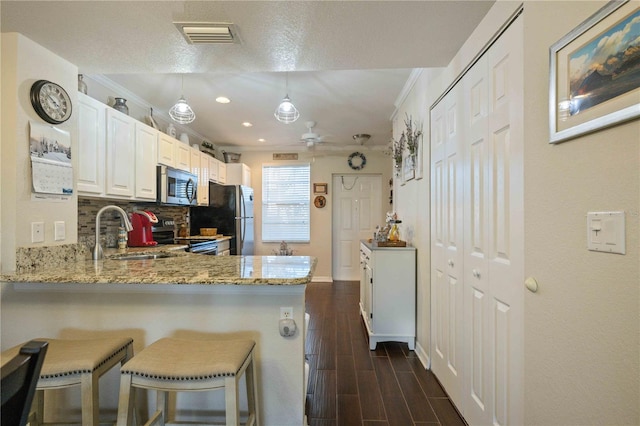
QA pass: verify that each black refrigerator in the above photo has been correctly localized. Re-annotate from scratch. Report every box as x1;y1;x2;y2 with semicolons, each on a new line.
190;183;254;255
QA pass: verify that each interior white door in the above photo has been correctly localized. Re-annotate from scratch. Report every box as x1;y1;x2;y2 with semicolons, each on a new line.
431;14;524;426
332;175;382;281
430;82;465;407
483;16;524;426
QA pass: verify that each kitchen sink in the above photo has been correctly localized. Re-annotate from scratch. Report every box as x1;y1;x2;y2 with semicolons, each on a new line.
113;253;178;261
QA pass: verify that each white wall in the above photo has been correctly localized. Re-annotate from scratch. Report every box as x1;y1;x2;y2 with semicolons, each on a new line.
0;33;78;273
391;68;439;364
522;2;639;423
394;1;639;423
230;149;392;281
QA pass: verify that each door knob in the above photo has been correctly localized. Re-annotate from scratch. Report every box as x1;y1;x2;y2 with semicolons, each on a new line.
472;269;481;278
448;259;454;267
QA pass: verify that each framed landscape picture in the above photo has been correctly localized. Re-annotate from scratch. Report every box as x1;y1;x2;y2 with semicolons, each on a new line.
549;0;640;143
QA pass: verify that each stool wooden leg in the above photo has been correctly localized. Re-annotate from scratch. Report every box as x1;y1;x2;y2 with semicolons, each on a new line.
246;353;259;426
116;374;134;426
80;371;99;425
30;389;44;426
225;376;240;426
156;391;167;426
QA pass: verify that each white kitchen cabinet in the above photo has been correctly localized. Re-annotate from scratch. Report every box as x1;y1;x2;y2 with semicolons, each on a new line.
77;93;105;195
174;142;191;172
218;161;227;184
359;240;416;350
157;133;176;167
225;163;251;187
209;156;219;182
134;123;158;200
197;151;210;206
105;108;135;198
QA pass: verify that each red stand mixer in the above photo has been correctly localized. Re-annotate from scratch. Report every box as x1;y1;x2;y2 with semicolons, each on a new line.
128;210;159;247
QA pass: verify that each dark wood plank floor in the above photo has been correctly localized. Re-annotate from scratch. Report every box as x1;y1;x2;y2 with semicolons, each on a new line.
305;281;466;426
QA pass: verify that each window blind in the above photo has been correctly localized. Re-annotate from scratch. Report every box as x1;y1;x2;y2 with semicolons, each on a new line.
262;164;310;242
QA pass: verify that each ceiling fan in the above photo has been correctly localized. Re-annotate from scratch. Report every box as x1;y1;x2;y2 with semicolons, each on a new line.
300;121;328;147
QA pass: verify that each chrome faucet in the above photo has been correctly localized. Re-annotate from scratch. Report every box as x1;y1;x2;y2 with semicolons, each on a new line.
92;205;133;260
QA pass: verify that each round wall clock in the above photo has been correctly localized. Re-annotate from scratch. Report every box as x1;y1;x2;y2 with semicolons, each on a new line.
314;195;326;208
348;152;366;170
30;80;72;125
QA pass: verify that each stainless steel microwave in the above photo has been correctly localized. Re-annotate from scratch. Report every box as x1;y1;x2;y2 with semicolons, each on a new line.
157;165;198;206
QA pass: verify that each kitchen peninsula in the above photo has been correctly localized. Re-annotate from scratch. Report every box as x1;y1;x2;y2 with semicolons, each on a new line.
1;251;316;425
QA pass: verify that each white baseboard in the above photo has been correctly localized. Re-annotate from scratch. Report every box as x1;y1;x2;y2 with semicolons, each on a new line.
415;341;430;369
311;275;333;283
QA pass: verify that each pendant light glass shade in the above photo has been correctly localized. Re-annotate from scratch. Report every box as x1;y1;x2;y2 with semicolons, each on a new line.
274;94;300;124
274;72;299;124
170;76;196;124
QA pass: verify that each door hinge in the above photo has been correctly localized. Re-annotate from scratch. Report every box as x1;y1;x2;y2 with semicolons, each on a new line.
369;278;373;284
370;313;373;319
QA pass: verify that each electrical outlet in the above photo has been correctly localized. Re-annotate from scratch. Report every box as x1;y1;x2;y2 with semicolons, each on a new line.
31;222;45;243
280;307;293;319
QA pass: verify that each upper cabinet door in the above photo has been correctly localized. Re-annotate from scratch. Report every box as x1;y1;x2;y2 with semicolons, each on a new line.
209;156;219;183
157;133;176;168
218;161;227;184
77;93;105;195
105;108;135;198
174;142;191;172
135;123;158;200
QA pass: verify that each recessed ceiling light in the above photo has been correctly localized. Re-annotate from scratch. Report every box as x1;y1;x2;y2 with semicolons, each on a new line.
258;138;266;142
216;96;231;104
242;122;253;127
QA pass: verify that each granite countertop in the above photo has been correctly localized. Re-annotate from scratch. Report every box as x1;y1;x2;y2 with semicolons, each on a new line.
2;247;317;286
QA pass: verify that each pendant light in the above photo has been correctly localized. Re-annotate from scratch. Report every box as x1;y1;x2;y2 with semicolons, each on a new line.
169;75;196;124
274;72;300;124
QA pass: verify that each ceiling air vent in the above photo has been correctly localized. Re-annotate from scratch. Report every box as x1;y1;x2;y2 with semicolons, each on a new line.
174;22;240;44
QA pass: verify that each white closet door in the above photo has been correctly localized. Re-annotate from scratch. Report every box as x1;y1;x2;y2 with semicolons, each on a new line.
430;82;465;407
485;16;524;426
431;14;524;425
462;52;492;426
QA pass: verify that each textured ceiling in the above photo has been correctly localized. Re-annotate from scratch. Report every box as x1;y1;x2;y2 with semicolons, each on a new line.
1;1;495;150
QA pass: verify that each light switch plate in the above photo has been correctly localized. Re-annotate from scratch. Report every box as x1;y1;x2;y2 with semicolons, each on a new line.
587;211;625;254
54;221;65;241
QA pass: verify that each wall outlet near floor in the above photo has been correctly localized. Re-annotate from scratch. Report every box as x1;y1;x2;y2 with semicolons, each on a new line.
31;222;45;243
280;307;293;319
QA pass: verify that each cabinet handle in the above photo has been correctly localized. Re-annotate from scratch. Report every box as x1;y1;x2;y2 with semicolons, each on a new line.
472;269;481;279
448;259;454;267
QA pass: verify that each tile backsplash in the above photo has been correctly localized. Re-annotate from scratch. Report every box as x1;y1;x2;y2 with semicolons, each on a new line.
78;198;189;249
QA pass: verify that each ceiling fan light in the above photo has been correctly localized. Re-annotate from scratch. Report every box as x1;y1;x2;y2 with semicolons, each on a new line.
274;95;300;124
169;97;196;124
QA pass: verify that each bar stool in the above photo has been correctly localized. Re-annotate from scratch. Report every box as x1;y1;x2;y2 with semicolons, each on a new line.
1;336;133;425
116;337;258;426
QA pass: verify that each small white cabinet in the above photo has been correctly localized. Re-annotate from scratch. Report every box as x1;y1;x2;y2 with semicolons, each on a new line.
105;108;135;198
359;241;416;350
225;163;251;186
134;123;158;200
174;142;191;172
208;157;227;184
157;133;176;167
77;93;105;195
218;161;227;184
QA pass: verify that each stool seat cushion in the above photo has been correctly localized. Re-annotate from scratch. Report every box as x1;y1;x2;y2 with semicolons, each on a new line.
122;338;255;381
1;337;133;379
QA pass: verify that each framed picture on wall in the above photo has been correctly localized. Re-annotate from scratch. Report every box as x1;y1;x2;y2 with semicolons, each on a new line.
402;155;415;183
549;0;640;143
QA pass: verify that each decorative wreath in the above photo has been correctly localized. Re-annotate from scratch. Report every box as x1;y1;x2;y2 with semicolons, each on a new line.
348;152;366;170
